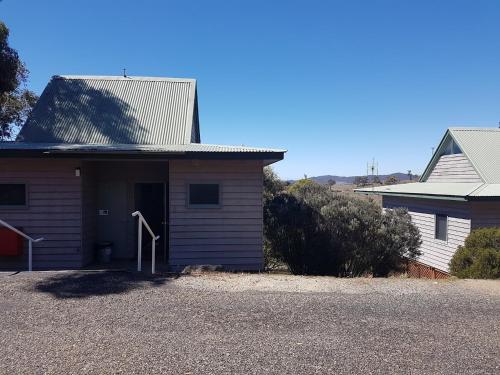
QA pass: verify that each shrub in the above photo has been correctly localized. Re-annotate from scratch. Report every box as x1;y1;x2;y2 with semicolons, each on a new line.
288;179;332;211
450;228;500;279
264;193;333;275
263;172;422;276
321;196;421;276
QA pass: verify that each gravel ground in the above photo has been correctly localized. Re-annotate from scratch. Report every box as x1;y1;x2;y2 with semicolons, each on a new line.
0;271;499;374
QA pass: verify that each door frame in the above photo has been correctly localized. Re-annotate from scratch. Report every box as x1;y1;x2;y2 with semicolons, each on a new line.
133;181;168;263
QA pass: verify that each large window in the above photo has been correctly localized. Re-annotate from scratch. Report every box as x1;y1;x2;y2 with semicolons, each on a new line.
188;183;220;207
435;214;448;241
0;184;27;206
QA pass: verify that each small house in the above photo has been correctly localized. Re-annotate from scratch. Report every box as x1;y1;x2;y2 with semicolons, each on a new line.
356;128;500;276
0;75;285;271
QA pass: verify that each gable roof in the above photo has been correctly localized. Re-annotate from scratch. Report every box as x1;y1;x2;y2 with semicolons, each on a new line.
420;128;500;183
17;75;200;145
356;127;500;200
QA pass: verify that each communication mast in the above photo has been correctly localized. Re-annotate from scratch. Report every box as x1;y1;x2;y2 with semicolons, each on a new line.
367;158;379;184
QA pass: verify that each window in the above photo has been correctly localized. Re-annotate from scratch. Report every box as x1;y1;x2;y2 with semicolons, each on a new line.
435;214;447;241
188;183;220;206
0;184;27;206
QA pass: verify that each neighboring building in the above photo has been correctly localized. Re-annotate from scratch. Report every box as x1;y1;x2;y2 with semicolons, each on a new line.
0;75;285;271
356;128;500;275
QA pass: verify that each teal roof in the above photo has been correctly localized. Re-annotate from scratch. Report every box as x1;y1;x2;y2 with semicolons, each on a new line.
355;182;500;200
357;127;500;200
421;127;500;183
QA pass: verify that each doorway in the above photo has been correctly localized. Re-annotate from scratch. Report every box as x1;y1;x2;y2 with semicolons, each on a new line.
134;183;167;262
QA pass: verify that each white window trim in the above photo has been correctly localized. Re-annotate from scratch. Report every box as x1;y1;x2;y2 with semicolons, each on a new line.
434;213;448;242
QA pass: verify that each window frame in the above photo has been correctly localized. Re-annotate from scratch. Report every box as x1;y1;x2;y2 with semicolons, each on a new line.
186;182;222;208
434;213;448;242
0;183;28;209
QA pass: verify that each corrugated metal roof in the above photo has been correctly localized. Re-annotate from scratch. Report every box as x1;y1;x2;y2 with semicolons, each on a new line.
355;182;500;199
448;128;500;183
17;75;200;145
467;183;500;197
0;142;286;154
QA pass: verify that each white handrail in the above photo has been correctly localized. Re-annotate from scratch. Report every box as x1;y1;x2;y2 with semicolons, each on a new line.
131;211;160;274
0;218;44;272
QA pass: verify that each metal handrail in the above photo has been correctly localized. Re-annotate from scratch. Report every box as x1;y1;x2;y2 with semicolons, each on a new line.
0;218;44;272
131;211;160;274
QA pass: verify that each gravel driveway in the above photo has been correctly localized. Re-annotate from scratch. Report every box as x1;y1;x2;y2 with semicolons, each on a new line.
0;271;499;374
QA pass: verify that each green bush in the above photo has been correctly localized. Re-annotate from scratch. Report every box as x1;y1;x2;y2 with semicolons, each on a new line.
264;193;333;275
450;228;500;279
264;178;422;276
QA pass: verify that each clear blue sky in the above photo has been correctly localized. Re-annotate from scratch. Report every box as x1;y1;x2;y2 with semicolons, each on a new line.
2;0;499;179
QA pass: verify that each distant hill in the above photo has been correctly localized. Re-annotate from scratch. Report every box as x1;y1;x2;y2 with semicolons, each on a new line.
301;173;419;185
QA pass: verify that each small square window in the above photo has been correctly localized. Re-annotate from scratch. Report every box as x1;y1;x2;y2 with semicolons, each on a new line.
0;184;27;206
435;214;447;241
188;184;220;206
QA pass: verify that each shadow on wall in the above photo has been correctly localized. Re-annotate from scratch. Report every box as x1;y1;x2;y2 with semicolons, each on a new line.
33;271;174;299
17;78;146;143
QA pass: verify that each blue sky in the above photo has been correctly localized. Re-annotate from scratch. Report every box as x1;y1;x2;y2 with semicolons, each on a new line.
2;0;499;179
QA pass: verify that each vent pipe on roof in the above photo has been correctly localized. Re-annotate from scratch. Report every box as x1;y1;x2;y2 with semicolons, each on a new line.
123;68;127;78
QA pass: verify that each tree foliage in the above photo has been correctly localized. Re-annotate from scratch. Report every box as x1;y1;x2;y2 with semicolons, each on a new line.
353;176;369;186
384;175;399;185
0;21;37;140
264;176;422;276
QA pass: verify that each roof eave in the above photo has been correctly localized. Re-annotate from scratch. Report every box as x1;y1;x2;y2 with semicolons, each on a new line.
355;190;468;201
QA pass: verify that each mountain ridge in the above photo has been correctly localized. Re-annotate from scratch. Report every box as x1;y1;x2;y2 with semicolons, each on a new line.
294;172;419;184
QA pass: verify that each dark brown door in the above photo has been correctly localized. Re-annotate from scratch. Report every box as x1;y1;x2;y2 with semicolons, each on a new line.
134;183;166;262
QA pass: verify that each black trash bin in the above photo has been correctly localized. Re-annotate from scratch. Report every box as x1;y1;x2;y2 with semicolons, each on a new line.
96;241;113;264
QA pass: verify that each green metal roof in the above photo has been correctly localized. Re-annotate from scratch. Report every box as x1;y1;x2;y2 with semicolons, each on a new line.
17;75;200;145
355;182;500;200
355;183;483;201
449;128;500;183
420;128;500;183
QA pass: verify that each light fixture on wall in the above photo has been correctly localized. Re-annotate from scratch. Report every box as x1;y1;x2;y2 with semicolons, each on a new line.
75;167;81;177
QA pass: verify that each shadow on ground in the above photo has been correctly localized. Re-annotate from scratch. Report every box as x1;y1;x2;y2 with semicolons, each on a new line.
33;271;176;299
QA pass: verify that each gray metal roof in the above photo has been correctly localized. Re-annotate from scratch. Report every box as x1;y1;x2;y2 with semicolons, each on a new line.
0;141;286;165
0;142;285;153
17;75;200;145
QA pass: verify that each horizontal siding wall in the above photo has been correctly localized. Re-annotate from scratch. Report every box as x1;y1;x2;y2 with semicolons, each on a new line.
426;154;482;183
169;160;264;271
471;202;500;229
0;159;83;269
383;196;471;273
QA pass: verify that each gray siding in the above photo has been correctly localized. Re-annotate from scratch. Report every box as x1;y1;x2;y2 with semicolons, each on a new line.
0;159;83;269
383;196;471;272
426;154;482;183
169;160;264;271
81;162;98;266
90;161;169;260
470;202;500;229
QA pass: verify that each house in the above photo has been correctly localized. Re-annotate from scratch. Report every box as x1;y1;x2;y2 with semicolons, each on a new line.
0;75;285;271
356;128;500;276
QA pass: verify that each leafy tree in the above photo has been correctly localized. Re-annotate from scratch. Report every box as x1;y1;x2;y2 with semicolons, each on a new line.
384;175;399;185
263;167;285;202
328;179;336;186
0;21;37;140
